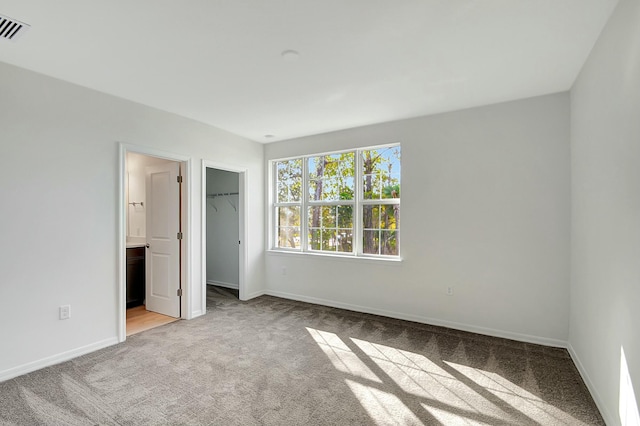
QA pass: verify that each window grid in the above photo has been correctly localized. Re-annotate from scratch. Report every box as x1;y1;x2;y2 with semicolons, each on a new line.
273;157;303;250
272;144;400;258
308;205;355;253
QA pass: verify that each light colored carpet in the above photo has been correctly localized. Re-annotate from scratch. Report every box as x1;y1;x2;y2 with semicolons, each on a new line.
0;286;603;425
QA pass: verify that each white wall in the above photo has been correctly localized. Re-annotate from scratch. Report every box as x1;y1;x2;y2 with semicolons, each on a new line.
265;93;571;345
569;0;640;423
126;152;172;242
0;61;264;380
206;168;240;288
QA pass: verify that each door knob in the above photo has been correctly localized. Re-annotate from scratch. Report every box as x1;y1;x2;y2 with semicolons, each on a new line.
145;243;150;248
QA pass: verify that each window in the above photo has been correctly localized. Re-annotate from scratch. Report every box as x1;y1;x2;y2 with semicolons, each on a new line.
275;158;302;249
272;144;400;258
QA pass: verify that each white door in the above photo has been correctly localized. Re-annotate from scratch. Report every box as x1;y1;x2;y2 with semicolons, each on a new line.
145;162;181;318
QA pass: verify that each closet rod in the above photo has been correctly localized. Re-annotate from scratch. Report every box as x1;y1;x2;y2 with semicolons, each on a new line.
207;192;239;197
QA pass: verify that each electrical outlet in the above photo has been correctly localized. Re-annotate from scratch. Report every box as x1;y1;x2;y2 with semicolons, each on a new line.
446;287;454;296
281;266;287;276
59;305;71;320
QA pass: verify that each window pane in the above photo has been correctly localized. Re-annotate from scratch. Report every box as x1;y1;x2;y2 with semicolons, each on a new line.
277;206;300;249
308;152;355;201
336;229;353;253
363;205;400;255
362;146;401;200
309;229;322;251
278;206;300;227
277;227;300;249
380;231;399;256
308;204;353;253
337;205;353;228
276;159;302;202
381;204;399;230
308;206;337;229
309;228;334;251
322;229;336;251
363;230;380;255
308;206;320;229
363;204;399;230
382;174;401;199
362;205;381;230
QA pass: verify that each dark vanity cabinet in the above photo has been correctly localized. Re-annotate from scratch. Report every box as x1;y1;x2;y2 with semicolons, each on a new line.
126;247;145;308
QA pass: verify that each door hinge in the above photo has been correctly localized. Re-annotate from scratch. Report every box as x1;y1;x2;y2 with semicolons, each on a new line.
177;175;183;183
177;232;183;240
177;288;183;297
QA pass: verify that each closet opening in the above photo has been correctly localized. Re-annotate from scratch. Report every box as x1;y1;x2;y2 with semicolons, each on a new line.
202;163;247;309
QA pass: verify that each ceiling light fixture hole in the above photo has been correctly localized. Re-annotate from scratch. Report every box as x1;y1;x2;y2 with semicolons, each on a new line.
281;50;300;62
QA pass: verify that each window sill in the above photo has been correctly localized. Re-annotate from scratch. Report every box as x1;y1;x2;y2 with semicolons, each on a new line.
266;249;403;265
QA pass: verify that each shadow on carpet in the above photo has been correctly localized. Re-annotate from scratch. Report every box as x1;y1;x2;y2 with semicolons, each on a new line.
0;292;604;425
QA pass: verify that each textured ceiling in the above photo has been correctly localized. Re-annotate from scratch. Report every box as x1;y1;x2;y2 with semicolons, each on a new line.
0;0;619;142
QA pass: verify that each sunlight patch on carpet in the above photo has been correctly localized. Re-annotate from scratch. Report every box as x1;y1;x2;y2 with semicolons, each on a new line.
345;379;424;426
306;327;381;383
445;361;589;425
351;338;510;422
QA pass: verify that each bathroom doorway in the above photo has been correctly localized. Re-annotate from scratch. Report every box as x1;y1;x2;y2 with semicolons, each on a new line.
119;144;191;341
125;152;182;334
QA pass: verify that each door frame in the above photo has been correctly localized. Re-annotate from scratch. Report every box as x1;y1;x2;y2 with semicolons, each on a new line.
201;160;248;311
118;143;192;342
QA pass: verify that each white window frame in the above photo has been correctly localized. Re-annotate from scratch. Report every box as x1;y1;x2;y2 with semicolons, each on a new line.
272;157;304;252
270;143;400;259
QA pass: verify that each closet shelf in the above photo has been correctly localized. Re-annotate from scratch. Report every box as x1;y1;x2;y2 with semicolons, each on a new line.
207;192;238;212
206;192;238;197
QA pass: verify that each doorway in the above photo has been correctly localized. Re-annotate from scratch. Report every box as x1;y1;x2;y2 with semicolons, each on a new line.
125;152;181;335
201;161;247;311
118;145;191;341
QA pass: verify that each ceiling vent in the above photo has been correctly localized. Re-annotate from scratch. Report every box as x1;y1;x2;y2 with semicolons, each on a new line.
0;14;30;42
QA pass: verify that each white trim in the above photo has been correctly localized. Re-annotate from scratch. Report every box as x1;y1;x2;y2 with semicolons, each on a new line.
567;343;614;426
266;249;403;265
301;156;309;251
355;149;363;255
118;144;127;342
246;290;267;300
0;337;118;383
200;161;206;314
268;142;400;162
264;289;568;348
119;143;193;342
181;158;193;319
201;160;248;310
267;160;274;250
238;170;248;302
207;280;239;290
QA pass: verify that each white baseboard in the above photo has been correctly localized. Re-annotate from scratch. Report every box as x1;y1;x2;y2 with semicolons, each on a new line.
206;280;239;290
567;343;615;426
0;337;119;383
264;289;567;348
245;289;266;300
